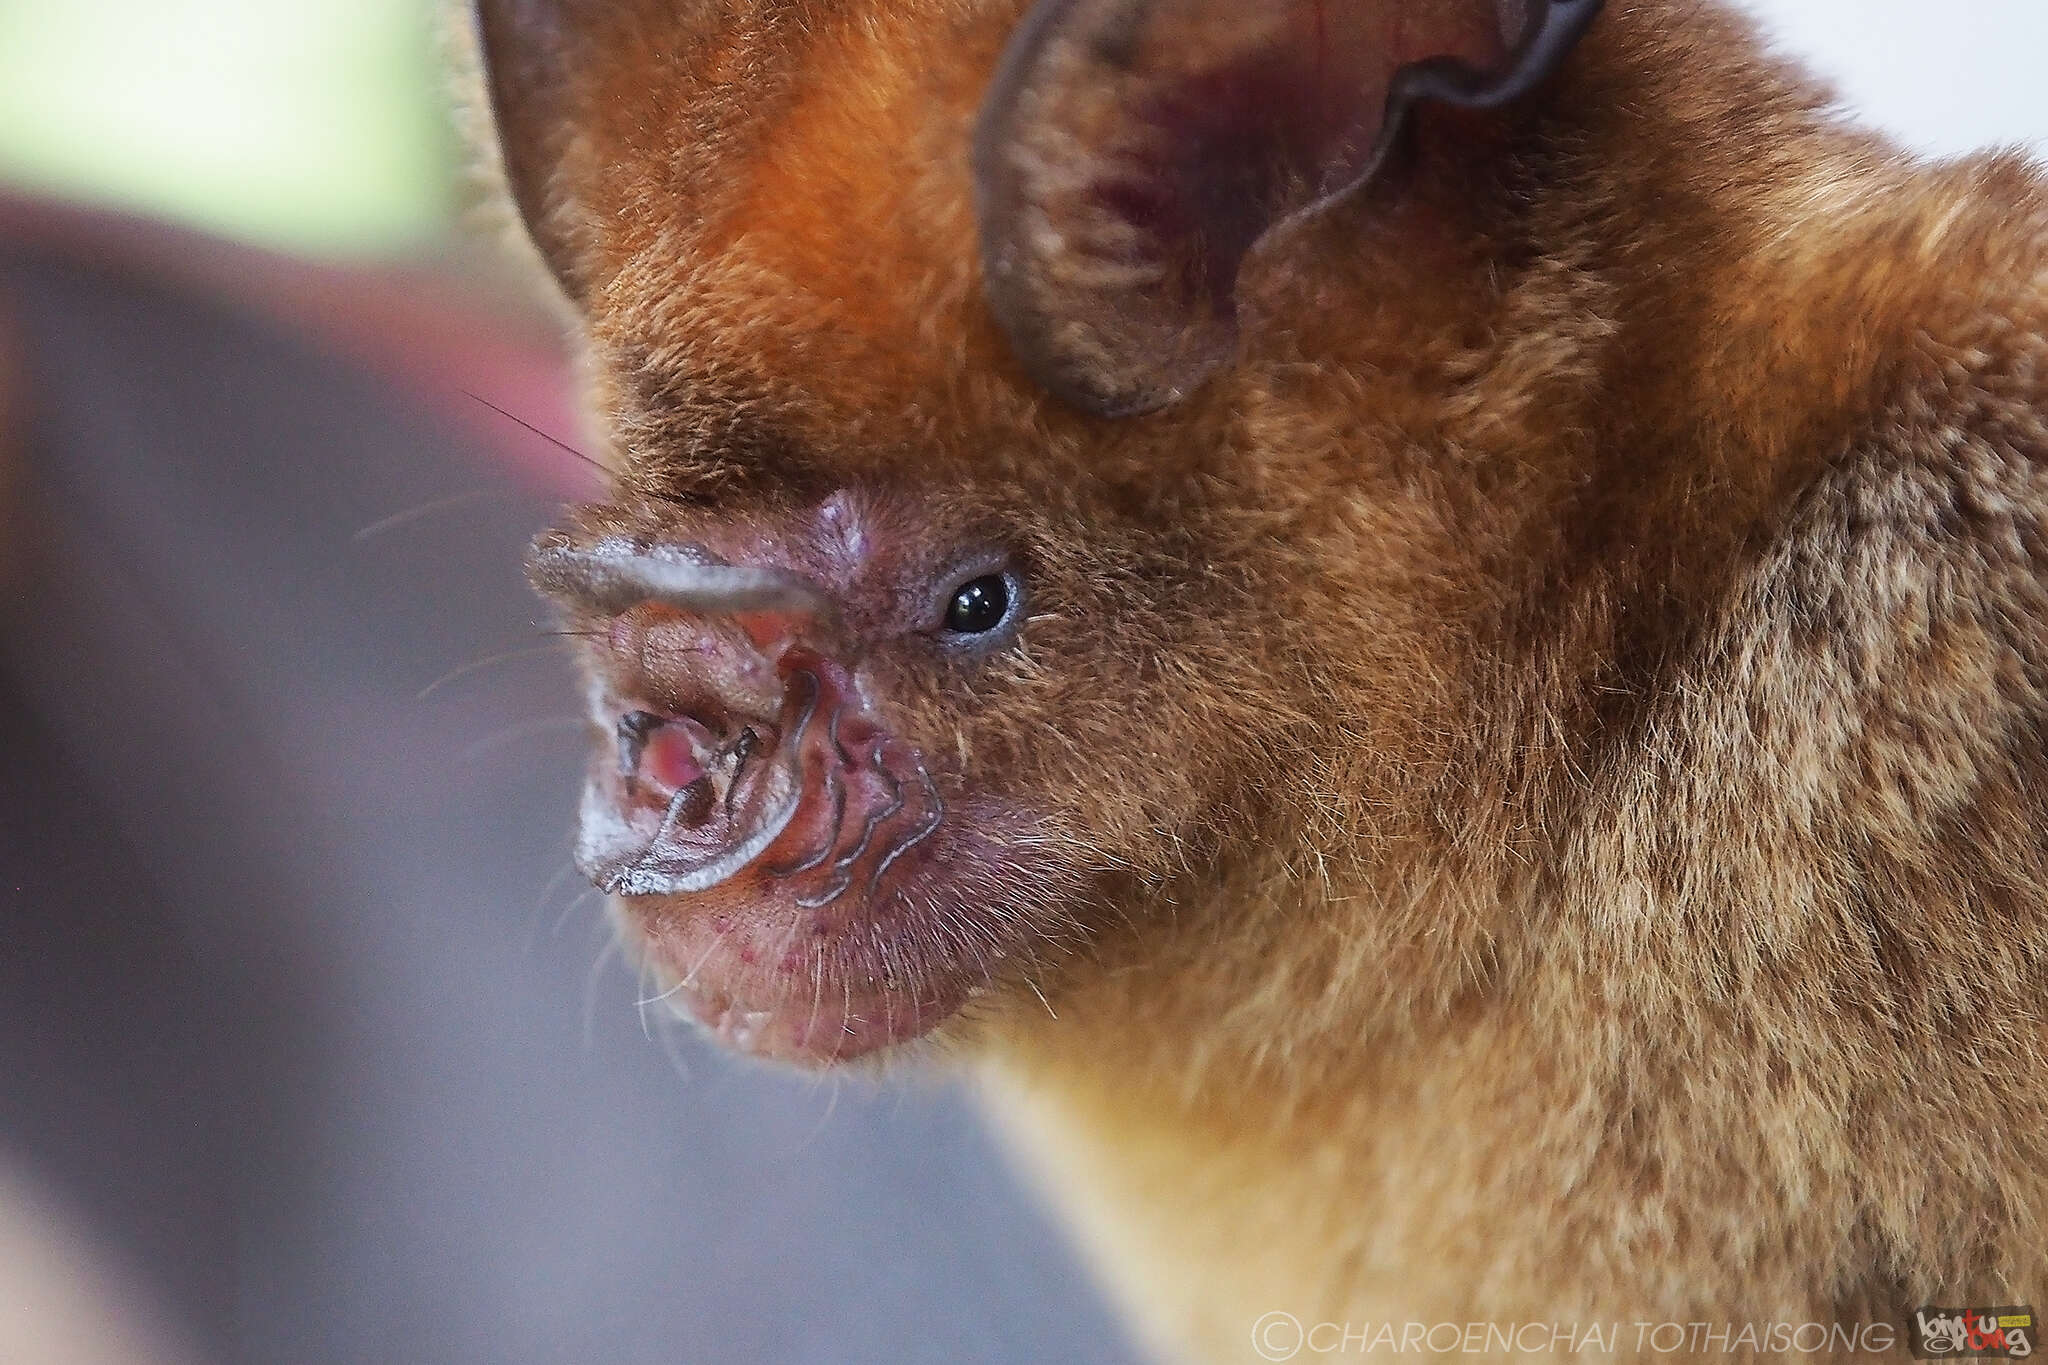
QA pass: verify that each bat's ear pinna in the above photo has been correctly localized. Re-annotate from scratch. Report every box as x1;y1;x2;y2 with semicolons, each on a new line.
472;0;595;303
973;0;1603;418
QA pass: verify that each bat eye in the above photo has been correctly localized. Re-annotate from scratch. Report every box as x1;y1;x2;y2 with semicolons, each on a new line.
943;573;1011;635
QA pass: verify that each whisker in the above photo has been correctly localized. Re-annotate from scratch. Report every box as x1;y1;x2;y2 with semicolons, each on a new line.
462;390;608;475
352;488;512;543
549;884;602;941
679;923;730;988
636;957;658;1042
836;972;854;1063
756;892;812;1015
638;977;688;1010
794;1071;844;1152
876;926;897;1045
805;943;827;1051
418;641;573;700
1024;974;1060;1021
459;715;589;764
908;976;923;1049
583;935;624;1049
534;853;579;917
520;827;583;943
649;1006;695;1084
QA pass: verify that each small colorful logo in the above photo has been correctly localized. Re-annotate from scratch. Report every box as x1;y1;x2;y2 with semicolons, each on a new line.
1909;1307;2036;1359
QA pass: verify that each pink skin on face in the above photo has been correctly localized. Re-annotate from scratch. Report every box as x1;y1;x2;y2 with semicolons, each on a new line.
551;492;1072;1065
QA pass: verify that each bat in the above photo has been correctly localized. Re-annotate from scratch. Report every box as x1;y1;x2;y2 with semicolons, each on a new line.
468;0;2048;1356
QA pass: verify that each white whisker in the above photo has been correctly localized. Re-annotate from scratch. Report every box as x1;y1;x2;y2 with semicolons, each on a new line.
352;488;511;542
460;715;589;764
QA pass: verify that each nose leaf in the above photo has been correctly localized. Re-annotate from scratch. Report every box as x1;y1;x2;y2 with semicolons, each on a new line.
538;532;943;911
528;537;843;632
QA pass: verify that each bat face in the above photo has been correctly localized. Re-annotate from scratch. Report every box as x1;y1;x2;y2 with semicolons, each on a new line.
523;359;1279;1064
528;477;1179;1064
486;0;1598;1063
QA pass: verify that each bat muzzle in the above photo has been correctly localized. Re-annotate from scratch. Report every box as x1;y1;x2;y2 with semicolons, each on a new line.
530;537;942;914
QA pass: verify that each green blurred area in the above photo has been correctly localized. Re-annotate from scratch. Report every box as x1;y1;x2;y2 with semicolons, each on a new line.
0;0;457;258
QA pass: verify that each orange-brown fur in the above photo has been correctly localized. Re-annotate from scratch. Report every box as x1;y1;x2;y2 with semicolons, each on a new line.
465;1;2048;1358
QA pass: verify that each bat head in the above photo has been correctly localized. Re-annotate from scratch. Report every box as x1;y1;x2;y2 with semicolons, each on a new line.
479;0;1601;1063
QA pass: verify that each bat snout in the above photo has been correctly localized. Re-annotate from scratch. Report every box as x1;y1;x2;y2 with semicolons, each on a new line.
530;514;1053;1063
554;554;942;918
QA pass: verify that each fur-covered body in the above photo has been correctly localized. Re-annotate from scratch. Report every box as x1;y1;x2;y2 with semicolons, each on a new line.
466;0;2048;1358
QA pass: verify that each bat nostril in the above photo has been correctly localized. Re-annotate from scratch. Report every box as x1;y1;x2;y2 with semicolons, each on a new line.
615;707;745;808
616;710;663;787
616;707;662;749
643;724;709;795
618;711;664;742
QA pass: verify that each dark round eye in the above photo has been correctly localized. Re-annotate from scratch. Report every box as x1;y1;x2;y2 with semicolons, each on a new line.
943;573;1011;635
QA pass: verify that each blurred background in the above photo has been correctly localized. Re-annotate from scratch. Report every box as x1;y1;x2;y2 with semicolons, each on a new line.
2;0;2046;260
0;2;2044;1364
0;0;454;258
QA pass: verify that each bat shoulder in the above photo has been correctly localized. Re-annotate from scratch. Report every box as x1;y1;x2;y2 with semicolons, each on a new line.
1719;147;2048;688
1653;338;2048;955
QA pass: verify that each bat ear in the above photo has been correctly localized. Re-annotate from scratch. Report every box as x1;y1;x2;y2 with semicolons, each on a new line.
973;0;1602;417
471;0;595;303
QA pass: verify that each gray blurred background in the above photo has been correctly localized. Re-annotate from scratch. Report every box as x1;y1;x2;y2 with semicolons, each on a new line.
0;2;2043;1363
